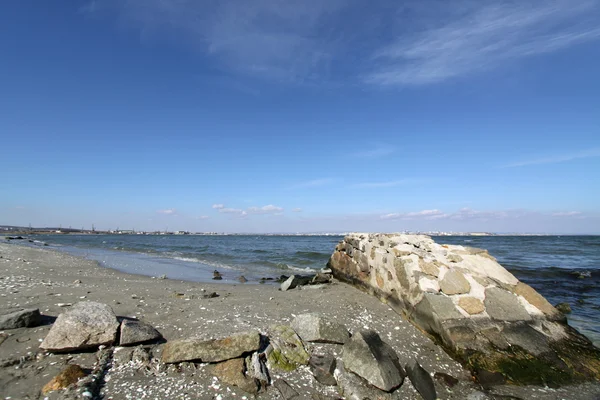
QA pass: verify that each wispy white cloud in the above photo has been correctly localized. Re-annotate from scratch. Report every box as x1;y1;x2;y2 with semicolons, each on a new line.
292;208;303;212
503;147;600;167
552;211;582;217
195;215;210;220
86;0;600;86
247;205;284;214
287;178;333;190
352;179;412;189
367;0;600;85
381;207;588;221
157;209;177;215
213;204;284;217
353;145;395;159
382;209;447;220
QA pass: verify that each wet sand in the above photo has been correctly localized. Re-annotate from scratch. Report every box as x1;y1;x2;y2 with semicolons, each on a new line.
1;242;599;399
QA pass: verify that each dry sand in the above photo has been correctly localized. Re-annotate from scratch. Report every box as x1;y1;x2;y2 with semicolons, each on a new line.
1;242;599;399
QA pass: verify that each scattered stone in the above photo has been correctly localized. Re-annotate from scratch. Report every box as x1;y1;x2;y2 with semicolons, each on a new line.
342;330;405;392
41;364;87;394
458;297;485;315
0;308;42;330
291;313;350;344
273;379;300;400
158;274;167;279
405;359;437;400
238;275;248;283
440;270;471;295
202;292;219;299
212;357;260;394
73;279;82;284
556;302;572;314
40;301;119;352
161;331;260;364
119;319;162;346
484;287;531;321
309;353;337;386
266;325;310;371
213;270;223;280
434;372;459;388
334;361;395;400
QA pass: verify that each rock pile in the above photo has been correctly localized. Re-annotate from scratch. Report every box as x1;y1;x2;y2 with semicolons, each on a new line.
328;233;600;386
35;303;439;398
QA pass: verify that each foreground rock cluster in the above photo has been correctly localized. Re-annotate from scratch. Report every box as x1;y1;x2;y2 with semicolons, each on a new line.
2;301;445;398
328;233;600;386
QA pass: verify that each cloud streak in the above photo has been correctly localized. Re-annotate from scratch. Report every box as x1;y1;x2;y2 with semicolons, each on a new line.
87;0;600;86
367;0;600;85
287;178;333;190
351;180;412;189
213;203;284;217
381;208;586;221
503;147;600;167
156;209;177;215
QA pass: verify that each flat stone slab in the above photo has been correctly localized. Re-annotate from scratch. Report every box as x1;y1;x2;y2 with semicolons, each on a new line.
342;330;405;392
0;308;41;330
40;302;119;352
291;313;350;344
161;331;260;364
484;287;531;322
440;270;471;295
119;320;162;346
309;353;337;386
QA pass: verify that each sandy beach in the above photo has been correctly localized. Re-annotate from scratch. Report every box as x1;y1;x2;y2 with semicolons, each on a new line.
1;242;600;400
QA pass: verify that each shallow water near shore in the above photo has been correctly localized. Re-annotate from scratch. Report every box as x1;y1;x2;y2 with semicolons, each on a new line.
18;233;600;345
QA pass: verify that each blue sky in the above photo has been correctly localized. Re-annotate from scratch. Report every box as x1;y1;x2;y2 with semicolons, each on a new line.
2;0;600;234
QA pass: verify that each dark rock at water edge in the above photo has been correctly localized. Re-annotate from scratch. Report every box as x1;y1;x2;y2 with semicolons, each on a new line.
0;308;42;330
555;302;572;314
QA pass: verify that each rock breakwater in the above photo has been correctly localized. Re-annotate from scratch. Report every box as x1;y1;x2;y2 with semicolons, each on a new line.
328;233;600;386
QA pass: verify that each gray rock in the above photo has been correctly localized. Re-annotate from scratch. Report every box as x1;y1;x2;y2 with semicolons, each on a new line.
405;359;436;400
266;325;309;371
467;391;491;400
161;331;260;364
119;320;162;346
334;361;395;400
112;347;134;366
439;270;471;295
291;313;350;344
342;330;405;392
273;379;299;399
411;293;463;335
0;308;41;330
40;302;119;352
484;287;531;321
309;353;337;386
311;273;332;284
